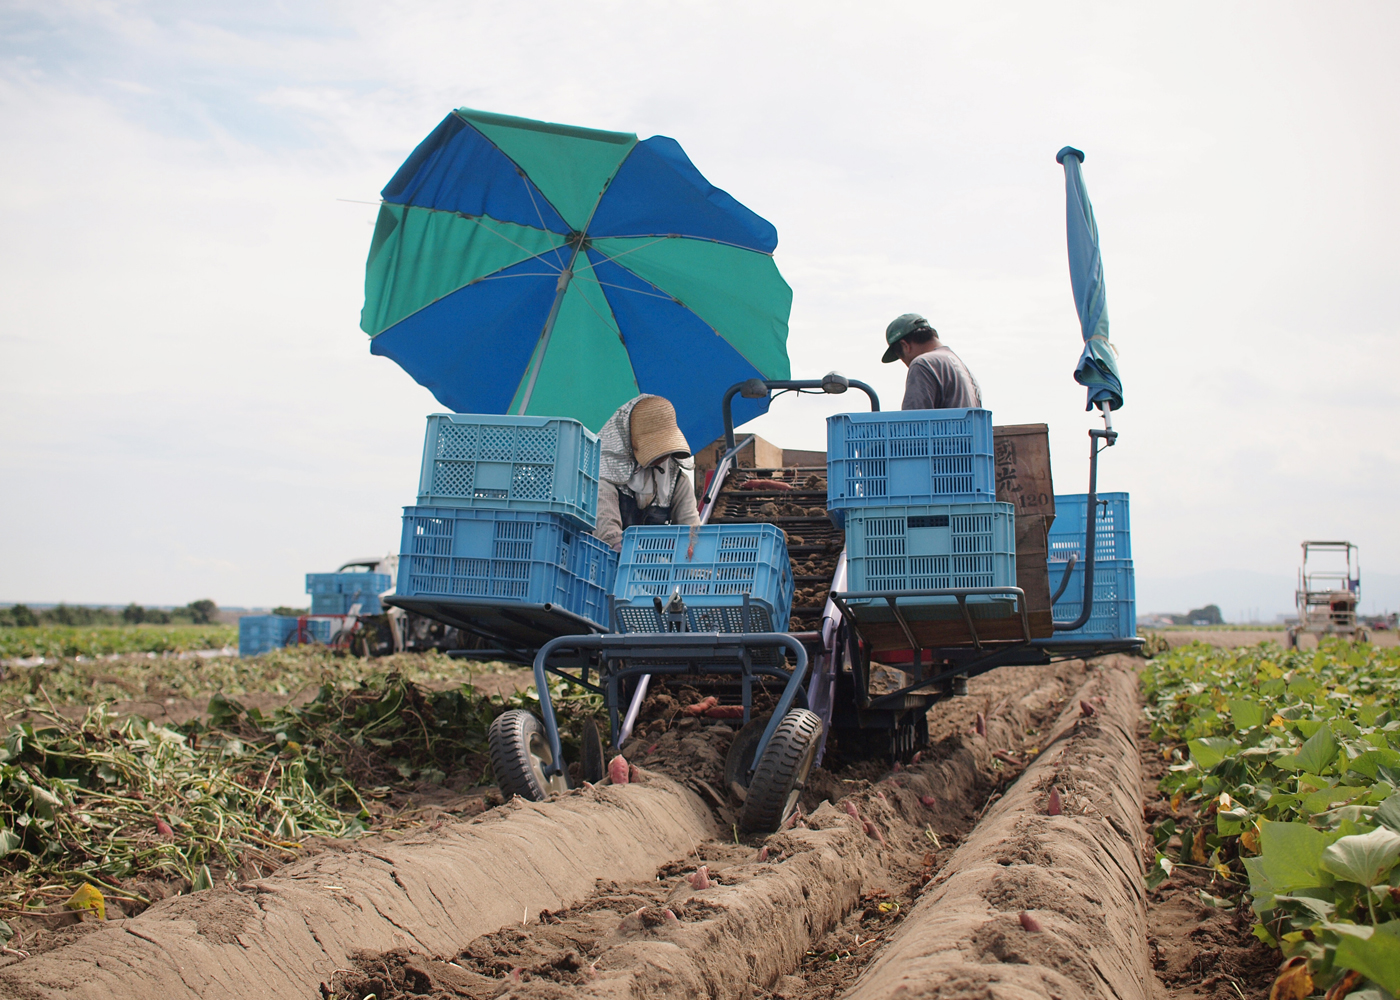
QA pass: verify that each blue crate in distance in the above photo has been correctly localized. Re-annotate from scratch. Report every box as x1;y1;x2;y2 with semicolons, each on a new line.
238;616;334;657
396;507;616;629
612;524;793;634
306;572;389;615
417;414;601;529
306;572;392;595
239;615;297;657
310;593;383;615
827;409;995;522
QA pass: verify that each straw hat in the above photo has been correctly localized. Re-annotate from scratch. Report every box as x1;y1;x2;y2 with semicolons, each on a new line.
630;396;690;467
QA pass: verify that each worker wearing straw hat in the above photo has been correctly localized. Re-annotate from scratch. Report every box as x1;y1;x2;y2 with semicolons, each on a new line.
594;395;700;551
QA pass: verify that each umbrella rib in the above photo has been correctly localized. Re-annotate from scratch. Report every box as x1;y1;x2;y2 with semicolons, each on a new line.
571;272;676;301
585;236;673;263
563;276;626;340
518;177;570;271
596;233;773;254
464;216;566;272
395;203;566;272
474;272;567;281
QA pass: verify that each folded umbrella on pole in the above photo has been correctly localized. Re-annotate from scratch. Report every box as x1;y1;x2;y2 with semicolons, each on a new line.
1056;146;1123;412
361;108;793;451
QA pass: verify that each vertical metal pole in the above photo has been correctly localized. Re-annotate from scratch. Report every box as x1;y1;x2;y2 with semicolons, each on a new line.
516;242;581;415
1054;413;1106;632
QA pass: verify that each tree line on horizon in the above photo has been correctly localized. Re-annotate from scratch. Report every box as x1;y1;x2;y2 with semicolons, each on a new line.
0;600;220;628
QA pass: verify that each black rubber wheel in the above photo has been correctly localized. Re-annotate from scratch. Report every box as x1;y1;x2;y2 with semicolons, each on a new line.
723;714;773;793
488;709;569;801
738;708;823;833
581;719;606;784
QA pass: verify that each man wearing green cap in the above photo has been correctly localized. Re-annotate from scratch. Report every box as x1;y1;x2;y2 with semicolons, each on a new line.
883;313;983;410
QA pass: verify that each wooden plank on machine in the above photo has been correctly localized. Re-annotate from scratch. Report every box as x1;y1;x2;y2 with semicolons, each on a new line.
693;434;786;473
1017;513;1055;638
860;613;1053;653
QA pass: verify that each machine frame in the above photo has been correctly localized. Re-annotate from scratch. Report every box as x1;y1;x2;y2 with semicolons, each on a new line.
1288;541;1369;647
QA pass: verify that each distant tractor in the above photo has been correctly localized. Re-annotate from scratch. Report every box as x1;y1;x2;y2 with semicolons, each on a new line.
1288;541;1369;647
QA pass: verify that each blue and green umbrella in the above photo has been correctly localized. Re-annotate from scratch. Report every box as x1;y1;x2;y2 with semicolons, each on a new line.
1057;146;1123;411
362;108;793;450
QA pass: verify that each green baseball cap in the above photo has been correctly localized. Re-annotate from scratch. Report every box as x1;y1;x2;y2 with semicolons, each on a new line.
882;312;935;363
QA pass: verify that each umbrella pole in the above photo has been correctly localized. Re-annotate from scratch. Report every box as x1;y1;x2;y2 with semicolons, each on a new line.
515;244;581;414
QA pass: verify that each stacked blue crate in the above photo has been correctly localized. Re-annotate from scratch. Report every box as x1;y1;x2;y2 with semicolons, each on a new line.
396;507;616;626
239;615;297;657
827;409;1016;613
395;414;615;629
1047;492;1134;639
306;572;392;615
840;503;1017;611
612;524;793;634
238;615;334;657
416;414;600;527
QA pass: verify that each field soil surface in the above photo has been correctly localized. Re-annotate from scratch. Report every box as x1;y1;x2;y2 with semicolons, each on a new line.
1155;628;1396;649
1140;724;1276;1000
0;649;1295;999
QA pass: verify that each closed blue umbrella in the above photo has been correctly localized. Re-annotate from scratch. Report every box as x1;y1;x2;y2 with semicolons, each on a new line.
1056;146;1123;411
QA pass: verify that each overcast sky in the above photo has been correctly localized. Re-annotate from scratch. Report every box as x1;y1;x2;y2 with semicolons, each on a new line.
2;1;1397;617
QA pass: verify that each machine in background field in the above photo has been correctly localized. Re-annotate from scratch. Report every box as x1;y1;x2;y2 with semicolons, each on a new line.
1288;541;1370;647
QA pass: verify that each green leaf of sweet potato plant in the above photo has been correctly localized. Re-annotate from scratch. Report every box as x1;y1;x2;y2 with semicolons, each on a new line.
1229;700;1266;731
1188;737;1235;770
1248;821;1334;902
1144;639;1400;960
1293;725;1340;775
1376;794;1400;833
1330;920;1400;995
1320;827;1400;887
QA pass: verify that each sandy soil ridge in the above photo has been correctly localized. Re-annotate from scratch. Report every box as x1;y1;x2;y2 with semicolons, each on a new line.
322;661;1091;1000
0;780;717;1000
842;660;1152;1000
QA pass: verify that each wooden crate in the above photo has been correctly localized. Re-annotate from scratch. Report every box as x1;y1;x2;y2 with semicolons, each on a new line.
1017;512;1055;638
993;423;1055;526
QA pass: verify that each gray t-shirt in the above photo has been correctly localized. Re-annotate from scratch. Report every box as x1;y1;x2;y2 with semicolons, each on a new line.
901;345;982;410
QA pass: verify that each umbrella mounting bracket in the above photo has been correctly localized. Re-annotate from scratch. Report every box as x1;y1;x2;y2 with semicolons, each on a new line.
1052;402;1119;633
721;376;881;451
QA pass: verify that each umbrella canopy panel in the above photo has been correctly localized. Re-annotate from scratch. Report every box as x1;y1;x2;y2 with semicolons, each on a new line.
363;109;792;450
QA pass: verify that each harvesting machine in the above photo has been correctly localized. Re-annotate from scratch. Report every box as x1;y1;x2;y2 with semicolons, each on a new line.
384;374;1139;834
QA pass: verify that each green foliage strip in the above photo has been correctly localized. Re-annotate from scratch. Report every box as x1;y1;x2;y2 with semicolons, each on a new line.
1143;640;1400;997
0;669;601;916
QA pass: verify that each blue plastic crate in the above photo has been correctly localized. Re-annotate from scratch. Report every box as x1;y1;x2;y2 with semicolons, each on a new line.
306;573;389;615
238;616;335;657
612;524;794;633
239;615;297;657
1047;492;1131;563
1048;557;1135;640
310;593;383;615
306;572;392;596
827;409;995;518
416;414;601;529
842;502;1017;611
395;506;616;628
